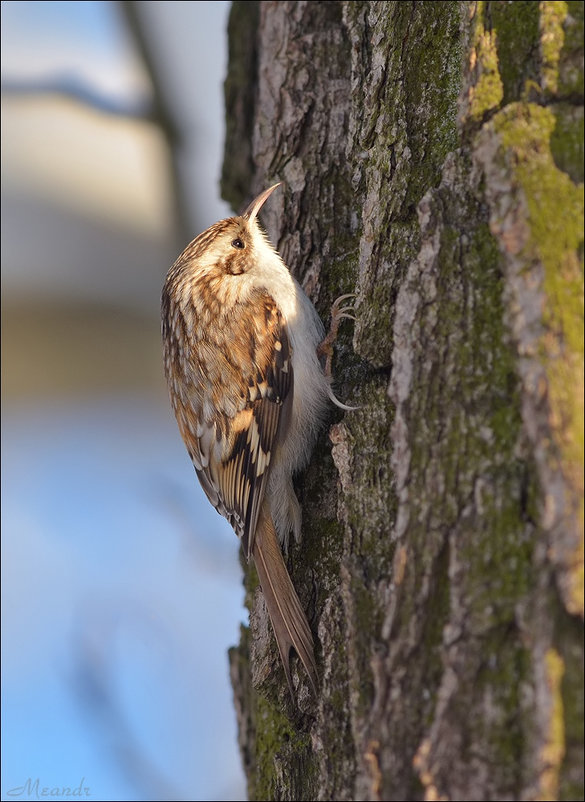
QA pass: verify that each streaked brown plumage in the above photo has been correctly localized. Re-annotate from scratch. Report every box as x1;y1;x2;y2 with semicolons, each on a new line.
161;184;354;697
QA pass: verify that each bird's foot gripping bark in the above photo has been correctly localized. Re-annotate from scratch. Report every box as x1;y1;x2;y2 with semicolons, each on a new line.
317;293;356;378
317;294;358;411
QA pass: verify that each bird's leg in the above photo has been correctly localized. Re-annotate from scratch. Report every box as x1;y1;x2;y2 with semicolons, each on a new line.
317;294;356;379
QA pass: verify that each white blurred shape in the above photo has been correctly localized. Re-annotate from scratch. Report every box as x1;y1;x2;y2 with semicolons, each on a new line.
134;0;232;229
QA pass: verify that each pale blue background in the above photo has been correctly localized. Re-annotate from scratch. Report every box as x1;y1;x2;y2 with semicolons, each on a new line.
1;2;247;799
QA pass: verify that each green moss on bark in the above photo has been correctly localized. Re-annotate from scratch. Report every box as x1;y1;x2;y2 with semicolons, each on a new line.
250;696;315;802
493;102;584;616
557;613;585;801
467;1;504;122
540;1;569;96
550;104;584;183
489;1;541;104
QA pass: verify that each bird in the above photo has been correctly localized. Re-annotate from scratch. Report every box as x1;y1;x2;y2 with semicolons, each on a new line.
161;183;355;697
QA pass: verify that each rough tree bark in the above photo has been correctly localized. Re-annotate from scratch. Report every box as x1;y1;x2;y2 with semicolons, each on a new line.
222;2;584;800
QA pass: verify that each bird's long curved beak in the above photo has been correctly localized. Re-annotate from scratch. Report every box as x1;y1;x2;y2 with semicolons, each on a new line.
243;183;281;225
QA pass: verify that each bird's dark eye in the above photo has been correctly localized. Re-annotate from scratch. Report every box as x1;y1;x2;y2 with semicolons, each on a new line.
231;238;245;249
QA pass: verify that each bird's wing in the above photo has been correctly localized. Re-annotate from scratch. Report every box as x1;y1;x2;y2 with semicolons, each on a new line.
191;293;293;559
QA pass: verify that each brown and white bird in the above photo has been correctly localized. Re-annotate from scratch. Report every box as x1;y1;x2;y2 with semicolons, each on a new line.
161;183;353;696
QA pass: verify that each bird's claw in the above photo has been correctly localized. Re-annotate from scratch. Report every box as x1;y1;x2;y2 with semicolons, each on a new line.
318;293;357;383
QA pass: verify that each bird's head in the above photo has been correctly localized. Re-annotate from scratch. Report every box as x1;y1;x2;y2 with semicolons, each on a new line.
179;183;281;278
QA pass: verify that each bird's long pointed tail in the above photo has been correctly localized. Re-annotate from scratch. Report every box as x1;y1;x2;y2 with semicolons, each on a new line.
252;503;318;696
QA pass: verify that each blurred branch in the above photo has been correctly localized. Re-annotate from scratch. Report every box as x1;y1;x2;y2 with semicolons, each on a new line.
121;0;192;243
1;74;154;120
120;2;180;143
72;604;186;802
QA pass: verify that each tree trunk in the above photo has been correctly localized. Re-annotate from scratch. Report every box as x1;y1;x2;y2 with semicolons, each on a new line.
222;2;584;800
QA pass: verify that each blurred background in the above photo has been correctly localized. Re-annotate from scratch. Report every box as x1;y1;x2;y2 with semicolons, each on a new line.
1;2;248;799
